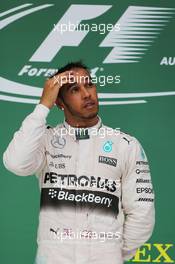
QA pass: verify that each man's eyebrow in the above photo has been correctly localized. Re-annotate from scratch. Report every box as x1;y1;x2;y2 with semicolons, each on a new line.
62;82;78;91
60;74;92;91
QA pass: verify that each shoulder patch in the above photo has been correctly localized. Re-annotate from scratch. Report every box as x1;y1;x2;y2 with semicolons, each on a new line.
120;131;134;145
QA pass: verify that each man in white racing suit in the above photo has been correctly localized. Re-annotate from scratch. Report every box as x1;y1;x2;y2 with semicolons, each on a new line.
3;62;155;264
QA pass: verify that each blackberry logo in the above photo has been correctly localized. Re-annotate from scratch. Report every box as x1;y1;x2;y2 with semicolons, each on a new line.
48;189;57;198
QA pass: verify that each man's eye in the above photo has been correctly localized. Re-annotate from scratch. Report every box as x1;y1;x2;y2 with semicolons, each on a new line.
71;87;79;93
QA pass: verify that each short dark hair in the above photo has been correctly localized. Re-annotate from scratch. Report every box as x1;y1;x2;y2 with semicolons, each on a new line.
51;61;89;101
56;61;88;74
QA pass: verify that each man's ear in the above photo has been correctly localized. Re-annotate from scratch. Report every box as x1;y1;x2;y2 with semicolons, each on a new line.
55;97;64;110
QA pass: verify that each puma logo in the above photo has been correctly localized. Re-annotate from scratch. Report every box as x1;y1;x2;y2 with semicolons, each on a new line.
123;137;130;145
50;227;59;235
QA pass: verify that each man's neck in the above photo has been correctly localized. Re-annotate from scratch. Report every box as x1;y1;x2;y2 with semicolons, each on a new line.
65;116;99;128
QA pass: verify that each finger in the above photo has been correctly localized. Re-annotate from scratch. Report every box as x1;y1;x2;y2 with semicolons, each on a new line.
54;70;74;79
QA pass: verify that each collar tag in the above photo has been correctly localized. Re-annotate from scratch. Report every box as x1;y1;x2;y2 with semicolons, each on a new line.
75;128;89;140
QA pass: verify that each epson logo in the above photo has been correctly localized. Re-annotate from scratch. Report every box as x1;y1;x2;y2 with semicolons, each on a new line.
99;156;117;167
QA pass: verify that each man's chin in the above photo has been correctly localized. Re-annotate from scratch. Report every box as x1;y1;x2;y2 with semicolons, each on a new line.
82;110;98;119
83;104;99;118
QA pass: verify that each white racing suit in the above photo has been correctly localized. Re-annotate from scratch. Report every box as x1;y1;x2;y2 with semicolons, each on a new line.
3;104;155;264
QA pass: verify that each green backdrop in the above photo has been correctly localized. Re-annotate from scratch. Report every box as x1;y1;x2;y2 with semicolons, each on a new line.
1;0;175;263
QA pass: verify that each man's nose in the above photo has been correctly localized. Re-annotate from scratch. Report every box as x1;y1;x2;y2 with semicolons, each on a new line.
81;86;91;99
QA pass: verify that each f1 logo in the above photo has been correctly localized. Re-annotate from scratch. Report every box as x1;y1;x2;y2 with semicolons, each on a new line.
30;5;111;62
29;4;175;63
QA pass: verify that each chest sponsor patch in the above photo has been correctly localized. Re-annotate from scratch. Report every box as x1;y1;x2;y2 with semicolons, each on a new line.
99;155;117;167
40;187;119;216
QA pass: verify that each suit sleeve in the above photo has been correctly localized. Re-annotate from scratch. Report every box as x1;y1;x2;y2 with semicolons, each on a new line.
121;137;155;260
3;104;50;176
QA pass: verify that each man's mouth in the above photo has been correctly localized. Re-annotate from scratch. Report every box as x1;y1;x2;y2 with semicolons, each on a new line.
84;101;96;109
